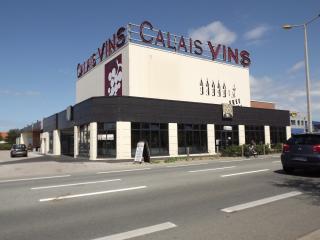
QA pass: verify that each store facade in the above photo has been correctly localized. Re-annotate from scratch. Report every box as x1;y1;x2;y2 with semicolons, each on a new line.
20;20;290;160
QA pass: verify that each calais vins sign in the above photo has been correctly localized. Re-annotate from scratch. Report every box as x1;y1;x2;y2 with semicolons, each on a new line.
77;20;251;78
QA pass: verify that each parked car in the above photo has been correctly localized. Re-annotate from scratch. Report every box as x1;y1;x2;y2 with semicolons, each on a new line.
281;133;320;173
10;144;28;157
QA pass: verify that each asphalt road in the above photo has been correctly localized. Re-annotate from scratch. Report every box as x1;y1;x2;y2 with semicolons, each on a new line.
1;156;320;240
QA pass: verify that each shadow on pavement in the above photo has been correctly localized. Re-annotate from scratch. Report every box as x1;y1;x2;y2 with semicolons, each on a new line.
0;155;132;165
273;169;320;205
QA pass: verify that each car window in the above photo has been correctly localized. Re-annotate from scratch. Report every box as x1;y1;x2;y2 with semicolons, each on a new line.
287;135;320;145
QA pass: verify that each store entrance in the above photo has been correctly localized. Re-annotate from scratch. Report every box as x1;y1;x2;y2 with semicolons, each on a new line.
215;125;239;150
61;128;74;156
219;131;233;149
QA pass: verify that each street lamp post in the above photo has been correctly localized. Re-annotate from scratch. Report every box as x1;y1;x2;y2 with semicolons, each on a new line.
283;14;320;133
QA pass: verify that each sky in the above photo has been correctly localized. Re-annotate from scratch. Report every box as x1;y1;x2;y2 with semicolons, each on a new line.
1;0;320;131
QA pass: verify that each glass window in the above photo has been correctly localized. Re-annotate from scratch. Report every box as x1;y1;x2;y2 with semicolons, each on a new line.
290;120;295;125
48;131;53;153
178;124;208;154
215;125;239;149
270;126;286;145
97;122;116;158
245;125;265;144
131;122;169;157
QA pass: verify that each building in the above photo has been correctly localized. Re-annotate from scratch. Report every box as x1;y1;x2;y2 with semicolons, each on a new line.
0;132;8;144
250;100;275;110
19;20;290;160
290;111;308;134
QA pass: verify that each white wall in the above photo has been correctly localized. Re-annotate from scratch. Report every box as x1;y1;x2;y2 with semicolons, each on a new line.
207;124;216;154
89;122;97;160
264;125;271;145
76;45;129;103
128;43;251;106
169;123;178;157
76;42;251;107
116;121;131;159
238;125;245;145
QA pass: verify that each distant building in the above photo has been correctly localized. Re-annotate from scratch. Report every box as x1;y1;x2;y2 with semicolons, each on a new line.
0;132;8;144
290;112;307;134
250;100;275;110
313;121;320;133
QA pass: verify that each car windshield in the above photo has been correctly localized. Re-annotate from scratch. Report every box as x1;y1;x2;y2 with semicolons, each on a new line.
13;144;26;149
287;134;320;145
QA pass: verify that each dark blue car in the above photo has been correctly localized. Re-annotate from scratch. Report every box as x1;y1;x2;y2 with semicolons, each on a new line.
281;133;320;173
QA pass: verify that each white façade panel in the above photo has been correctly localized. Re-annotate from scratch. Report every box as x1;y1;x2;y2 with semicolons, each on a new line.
76;45;129;103
128;43;251;107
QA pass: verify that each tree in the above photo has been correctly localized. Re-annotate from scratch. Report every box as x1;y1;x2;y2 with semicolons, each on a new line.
5;129;20;144
0;134;3;141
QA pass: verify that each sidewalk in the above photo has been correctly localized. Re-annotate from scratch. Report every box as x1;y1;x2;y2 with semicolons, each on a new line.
0;150;281;180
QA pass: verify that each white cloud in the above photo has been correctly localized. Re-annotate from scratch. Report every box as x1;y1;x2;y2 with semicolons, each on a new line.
250;74;320;120
0;90;40;96
244;25;270;41
188;21;237;45
287;60;305;74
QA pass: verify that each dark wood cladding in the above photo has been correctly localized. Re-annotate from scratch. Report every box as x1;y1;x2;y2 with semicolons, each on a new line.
57;110;74;130
21;121;42;133
43;114;58;132
42;96;290;131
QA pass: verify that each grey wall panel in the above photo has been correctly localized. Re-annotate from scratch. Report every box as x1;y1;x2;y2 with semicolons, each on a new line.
43;114;57;132
41;96;290;131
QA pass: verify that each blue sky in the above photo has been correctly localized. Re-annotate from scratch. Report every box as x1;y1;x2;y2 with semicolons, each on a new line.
1;0;320;131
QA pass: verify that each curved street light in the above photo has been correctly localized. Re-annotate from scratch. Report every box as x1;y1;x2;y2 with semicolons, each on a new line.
282;14;320;133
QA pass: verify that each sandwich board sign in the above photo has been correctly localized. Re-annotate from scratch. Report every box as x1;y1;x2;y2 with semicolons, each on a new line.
134;141;145;163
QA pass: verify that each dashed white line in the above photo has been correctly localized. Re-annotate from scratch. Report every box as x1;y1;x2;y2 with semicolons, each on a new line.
31;179;121;190
221;191;302;213
221;169;270;177
220;159;254;163
0;175;71;183
39;186;147;202
188;166;236;173
92;222;177;240
97;168;151;174
272;160;281;163
166;163;209;168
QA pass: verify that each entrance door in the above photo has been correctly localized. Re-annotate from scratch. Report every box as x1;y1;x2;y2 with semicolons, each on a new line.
219;131;233;149
61;128;74;156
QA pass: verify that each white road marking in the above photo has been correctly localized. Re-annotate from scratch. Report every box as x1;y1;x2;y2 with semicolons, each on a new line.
188;166;236;173
166;163;209;168
221;191;302;213
39;186;147;202
220;159;254;163
297;229;320;240
97;168;151;174
272;161;281;163
92;222;177;240
221;169;270;177
31;179;121;190
0;175;71;183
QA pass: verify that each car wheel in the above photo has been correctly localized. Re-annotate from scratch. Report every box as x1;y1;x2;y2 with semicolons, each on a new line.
283;165;294;174
10;154;14;158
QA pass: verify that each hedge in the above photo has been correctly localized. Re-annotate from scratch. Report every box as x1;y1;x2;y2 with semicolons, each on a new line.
220;144;271;157
0;143;12;150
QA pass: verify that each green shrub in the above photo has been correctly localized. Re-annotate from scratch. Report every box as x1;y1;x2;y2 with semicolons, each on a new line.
220;145;243;157
0;143;11;150
221;144;271;157
255;144;270;155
